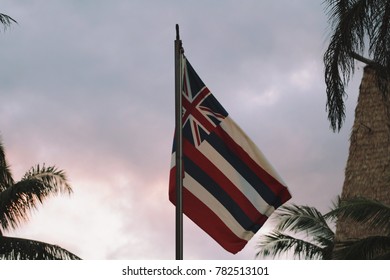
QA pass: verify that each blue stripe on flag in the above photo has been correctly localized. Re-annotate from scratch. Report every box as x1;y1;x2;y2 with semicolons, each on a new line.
205;129;282;208
183;155;261;233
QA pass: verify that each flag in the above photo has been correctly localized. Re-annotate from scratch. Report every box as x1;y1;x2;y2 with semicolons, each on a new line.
169;56;291;254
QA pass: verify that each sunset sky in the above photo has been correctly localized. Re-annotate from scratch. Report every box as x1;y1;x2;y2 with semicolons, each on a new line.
0;1;364;259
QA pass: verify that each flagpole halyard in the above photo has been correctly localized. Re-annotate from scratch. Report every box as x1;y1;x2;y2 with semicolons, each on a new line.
174;24;184;260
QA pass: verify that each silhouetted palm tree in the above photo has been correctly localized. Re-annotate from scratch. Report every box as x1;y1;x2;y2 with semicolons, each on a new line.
329;197;390;259
0;139;80;259
324;0;390;132
256;197;390;259
323;0;390;258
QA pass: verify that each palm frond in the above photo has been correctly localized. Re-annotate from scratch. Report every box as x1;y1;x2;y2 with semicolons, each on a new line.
0;235;81;260
256;231;327;260
0;140;14;192
326;197;390;231
0;139;78;259
256;204;335;259
256;195;389;260
333;235;390;260
22;164;72;195
0;13;17;31
323;0;369;131
312;234;335;254
0;164;72;231
272;204;334;241
369;0;390;80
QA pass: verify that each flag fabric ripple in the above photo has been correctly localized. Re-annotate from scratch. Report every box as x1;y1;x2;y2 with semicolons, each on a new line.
169;56;291;254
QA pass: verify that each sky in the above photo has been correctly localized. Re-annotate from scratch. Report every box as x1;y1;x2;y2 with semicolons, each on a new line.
0;1;365;260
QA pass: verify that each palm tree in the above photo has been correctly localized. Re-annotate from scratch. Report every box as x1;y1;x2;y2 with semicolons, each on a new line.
0;13;16;30
324;0;390;257
329;197;390;259
0;139;80;259
256;197;390;259
324;0;390;132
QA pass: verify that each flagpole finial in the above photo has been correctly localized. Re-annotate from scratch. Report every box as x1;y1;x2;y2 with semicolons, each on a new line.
175;24;184;54
176;24;180;40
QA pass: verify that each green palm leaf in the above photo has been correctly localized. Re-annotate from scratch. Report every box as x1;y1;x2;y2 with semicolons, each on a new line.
0;164;72;231
274;204;334;241
256;204;335;259
323;0;390;131
326;197;390;231
256;231;328;260
369;1;390;77
256;197;389;259
0;138;79;259
324;0;367;131
22;164;72;195
0;235;81;260
0;141;14;193
334;235;390;260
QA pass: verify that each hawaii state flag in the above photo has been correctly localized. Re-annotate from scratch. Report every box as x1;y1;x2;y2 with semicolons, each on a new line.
169;56;291;254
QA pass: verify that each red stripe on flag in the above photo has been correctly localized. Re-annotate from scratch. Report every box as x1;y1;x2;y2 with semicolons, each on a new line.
169;168;248;254
214;125;291;204
183;138;268;226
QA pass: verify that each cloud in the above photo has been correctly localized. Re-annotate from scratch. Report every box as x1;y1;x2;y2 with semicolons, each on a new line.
0;0;362;259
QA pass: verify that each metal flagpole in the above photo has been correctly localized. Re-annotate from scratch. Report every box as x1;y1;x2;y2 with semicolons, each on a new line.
174;24;184;260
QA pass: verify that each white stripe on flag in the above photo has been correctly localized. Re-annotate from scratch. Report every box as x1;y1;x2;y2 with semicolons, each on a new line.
184;173;255;242
220;117;286;186
170;153;176;169
197;140;275;217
